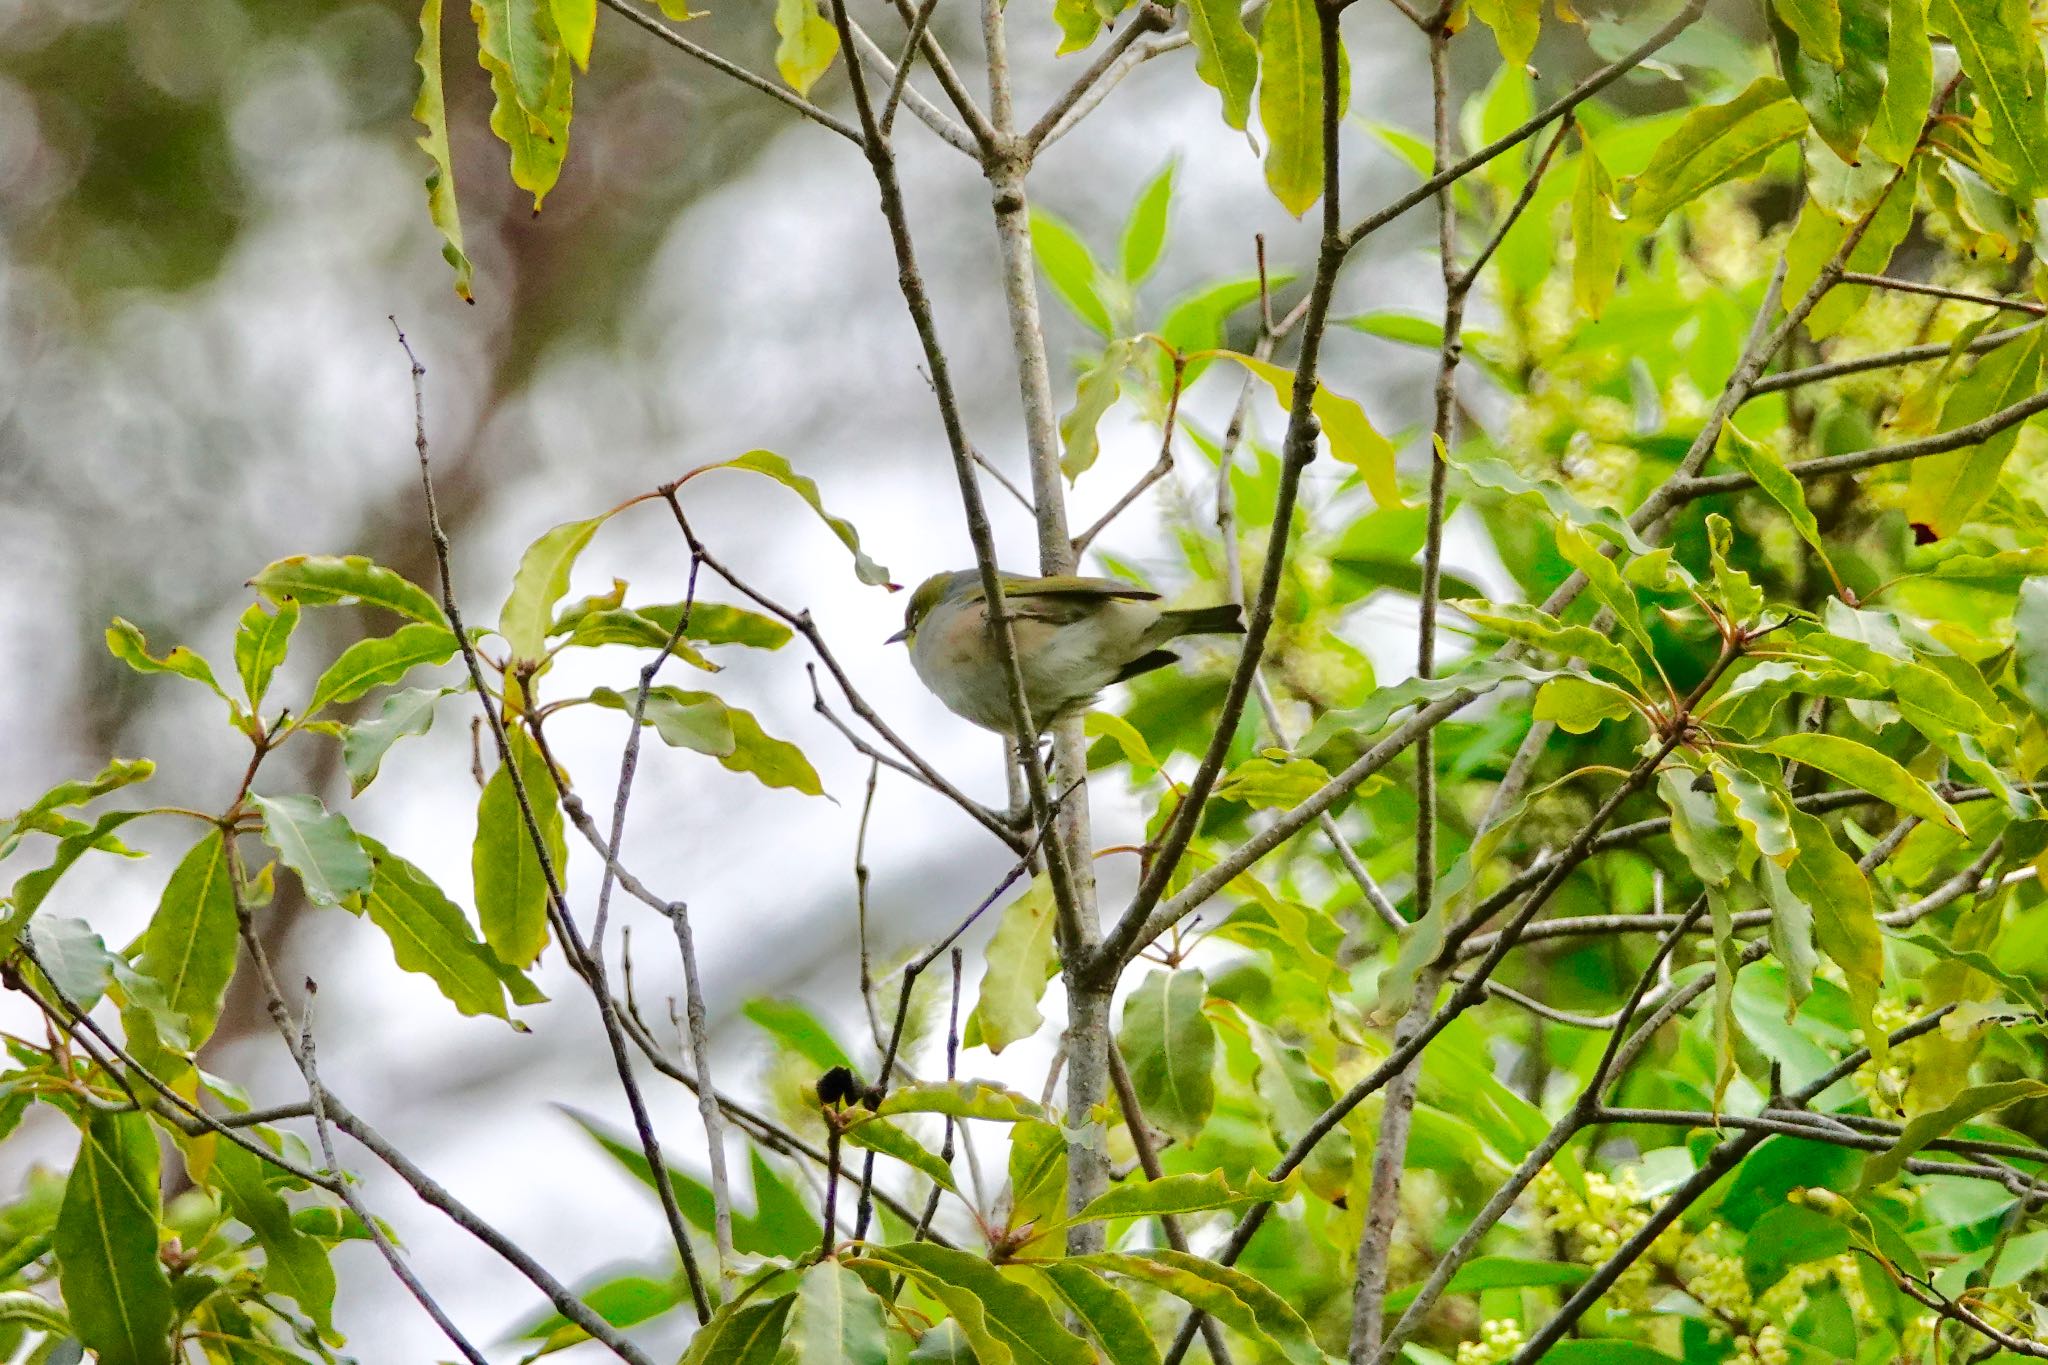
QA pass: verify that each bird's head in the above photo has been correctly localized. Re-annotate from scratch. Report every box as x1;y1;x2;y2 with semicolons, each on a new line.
887;571;966;645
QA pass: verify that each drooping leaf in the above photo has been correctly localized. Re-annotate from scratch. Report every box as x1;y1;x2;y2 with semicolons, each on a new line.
305;622;459;716
1758;732;1963;830
1719;423;1840;588
137;831;239;1049
342;686;452;795
250;793;372;909
1117;969;1214;1143
552;0;595;68
1787;809;1885;1064
1862;1079;2048;1187
778;1261;887;1365
1773;0;1887;161
472;728;564;968
589;685;738;758
702;451;893;587
248;555;448;627
1905;327;2046;536
855;1243;1093;1365
965;875;1058;1054
1628;77;1808;223
355;837;519;1020
743;997;856;1071
1469;0;1541;64
1053;0;1103;54
414;0;475;299
1773;0;1843;62
1035;1263;1160;1365
1060;339;1136;480
1185;0;1257;129
1928;0;2048;195
1072;1169;1289;1222
1005;1118;1070;1244
1708;756;1798;867
105;618;226;699
1076;1250;1321;1365
54;1111;174;1365
1570;133;1625;320
474;0;557;114
774;0;840;97
208;1141;336;1336
1865;0;1931;165
479;17;573;210
1257;0;1327;218
234;598;299;710
842;1117;957;1193
1221;351;1398;509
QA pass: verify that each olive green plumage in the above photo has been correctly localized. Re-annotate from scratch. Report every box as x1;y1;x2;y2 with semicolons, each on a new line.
889;569;1244;735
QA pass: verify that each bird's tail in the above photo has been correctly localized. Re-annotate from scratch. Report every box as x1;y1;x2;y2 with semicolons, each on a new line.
1163;603;1246;637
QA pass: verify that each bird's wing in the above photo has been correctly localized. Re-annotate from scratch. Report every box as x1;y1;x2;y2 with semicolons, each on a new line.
998;575;1159;626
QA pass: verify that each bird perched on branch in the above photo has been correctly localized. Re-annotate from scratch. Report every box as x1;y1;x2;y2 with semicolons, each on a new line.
889;569;1244;736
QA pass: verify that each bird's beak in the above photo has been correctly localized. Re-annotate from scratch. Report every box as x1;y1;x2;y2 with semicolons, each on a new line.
885;627;909;645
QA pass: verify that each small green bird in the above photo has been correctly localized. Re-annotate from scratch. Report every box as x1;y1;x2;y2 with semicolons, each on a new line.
888;569;1245;735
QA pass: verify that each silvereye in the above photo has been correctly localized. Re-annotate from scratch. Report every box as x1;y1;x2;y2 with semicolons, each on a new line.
888;569;1244;735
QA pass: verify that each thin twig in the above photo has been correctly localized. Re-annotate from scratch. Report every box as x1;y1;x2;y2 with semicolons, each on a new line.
1836;271;2048;317
669;901;734;1283
1747;322;2041;396
880;0;942;137
596;0;860;143
1021;3;1173;154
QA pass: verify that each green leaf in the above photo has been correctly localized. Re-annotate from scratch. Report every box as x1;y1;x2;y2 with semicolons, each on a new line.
1570;134;1625;320
0;1291;68;1334
1117;969;1214;1143
966;875;1058;1054
1212;753;1331;808
1085;711;1164;774
1758;733;1963;830
1031;209;1117;337
342;686;451;795
774;0;840;96
706;451;893;587
1772;0;1844;66
742;997;855;1071
1862;1079;2048;1187
1053;0;1102;54
1005;1118;1068;1244
1449;451;1654;555
1866;0;1932;165
1076;1250;1320;1365
1906;328;2046;536
515;1270;687;1354
1929;0;2048;195
474;0;556;114
1240;1013;1350;1200
680;1296;791;1365
1340;311;1444;347
478;10;573;210
630;602;794;650
1469;0;1540;64
54;1111;174;1365
1451;599;1645;688
589;685;737;758
305;622;459;716
1;758;154;858
874;1080;1044;1123
1383;1257;1589;1312
1708;757;1798;867
1786;809;1885;1066
1156;278;1272;388
779;1262;887;1365
234;599;299;710
248;555;448;627
28;916;117;1012
1532;674;1636;734
1719;423;1840;587
1539;1345;1686;1365
2;811;148;951
137;831;238;1050
1257;0;1326;218
105;618;225;699
414;0;475;299
2017;577;2048;719
552;0;594;67
1034;1264;1160;1365
356;837;517;1020
1628;77;1808;224
842;1117;956;1193
1773;0;1885;161
500;517;606;664
472;728;562;968
208;1142;336;1337
1186;0;1257;129
251;793;371;909
1060;339;1135;480
1073;1169;1289;1222
854;1244;1092;1365
1223;351;1398;509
